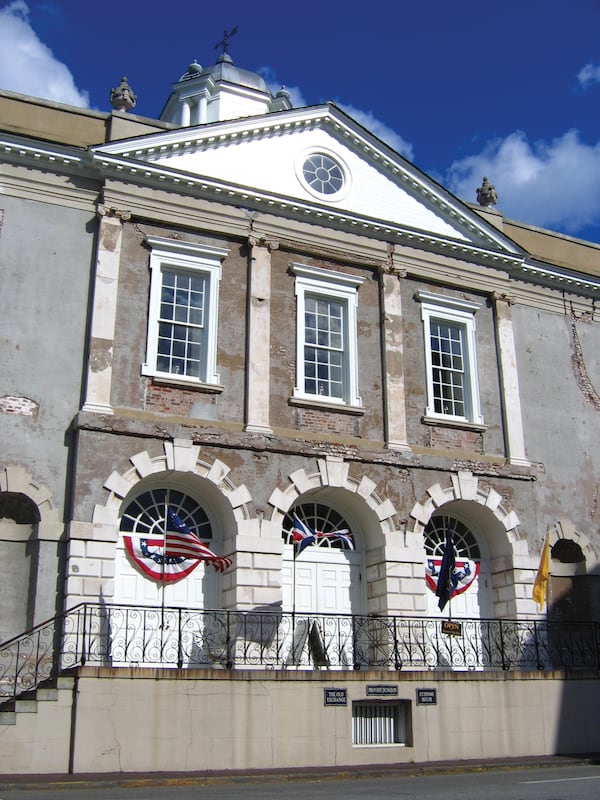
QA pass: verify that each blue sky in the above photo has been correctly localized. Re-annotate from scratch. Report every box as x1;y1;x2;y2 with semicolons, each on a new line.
2;0;600;244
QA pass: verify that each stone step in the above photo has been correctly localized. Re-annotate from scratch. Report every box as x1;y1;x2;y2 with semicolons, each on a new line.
14;699;37;713
36;688;59;702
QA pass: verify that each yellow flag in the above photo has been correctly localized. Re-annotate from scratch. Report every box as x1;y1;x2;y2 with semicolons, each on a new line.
532;530;550;608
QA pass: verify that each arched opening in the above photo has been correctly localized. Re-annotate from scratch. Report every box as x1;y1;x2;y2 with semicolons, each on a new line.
0;492;40;641
549;538;590;622
423;513;488;618
109;476;236;667
422;502;505;620
278;494;368;668
281;499;365;617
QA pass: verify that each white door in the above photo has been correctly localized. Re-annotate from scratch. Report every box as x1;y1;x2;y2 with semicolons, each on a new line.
282;546;362;613
282;546;363;667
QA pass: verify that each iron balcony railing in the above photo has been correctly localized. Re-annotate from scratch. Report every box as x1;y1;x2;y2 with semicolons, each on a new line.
1;603;599;703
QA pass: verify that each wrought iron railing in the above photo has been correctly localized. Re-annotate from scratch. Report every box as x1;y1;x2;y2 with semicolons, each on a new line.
1;604;599;704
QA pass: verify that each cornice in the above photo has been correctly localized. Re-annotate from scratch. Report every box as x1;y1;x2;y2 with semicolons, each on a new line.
92;151;524;271
4;130;599;306
0;134;87;171
509;258;600;296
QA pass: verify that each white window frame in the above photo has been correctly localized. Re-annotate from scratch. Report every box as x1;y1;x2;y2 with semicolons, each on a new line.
142;236;229;387
416;290;483;425
291;263;363;407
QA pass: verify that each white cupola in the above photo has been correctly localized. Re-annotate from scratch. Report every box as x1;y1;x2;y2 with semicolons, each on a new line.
159;53;292;126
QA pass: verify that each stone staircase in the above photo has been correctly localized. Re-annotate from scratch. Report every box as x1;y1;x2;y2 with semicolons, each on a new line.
0;678;72;725
0;675;74;773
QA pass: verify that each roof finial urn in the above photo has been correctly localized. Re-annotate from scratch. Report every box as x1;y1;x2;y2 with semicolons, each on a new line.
110;76;137;113
476;176;498;207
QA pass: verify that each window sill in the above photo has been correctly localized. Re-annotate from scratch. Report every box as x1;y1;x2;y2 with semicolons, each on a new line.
147;374;224;393
289;396;365;416
422;415;487;433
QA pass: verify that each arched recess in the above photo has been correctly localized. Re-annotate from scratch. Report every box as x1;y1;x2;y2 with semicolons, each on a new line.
82;439;253;611
268;456;401;615
0;466;63;639
547;519;598;622
410;470;526;618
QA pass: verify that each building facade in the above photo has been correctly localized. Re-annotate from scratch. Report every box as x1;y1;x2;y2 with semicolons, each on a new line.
1;54;600;773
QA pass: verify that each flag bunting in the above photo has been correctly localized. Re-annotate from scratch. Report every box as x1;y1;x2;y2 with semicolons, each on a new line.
292;517;354;553
291;517;317;554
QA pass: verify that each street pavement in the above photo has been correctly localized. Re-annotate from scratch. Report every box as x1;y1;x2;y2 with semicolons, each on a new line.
0;753;598;793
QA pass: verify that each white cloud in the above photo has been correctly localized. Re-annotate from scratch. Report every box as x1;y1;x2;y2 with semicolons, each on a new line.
577;63;600;90
277;84;306;109
258;66;307;109
0;0;89;107
258;66;414;160
337;103;414;161
446;129;600;235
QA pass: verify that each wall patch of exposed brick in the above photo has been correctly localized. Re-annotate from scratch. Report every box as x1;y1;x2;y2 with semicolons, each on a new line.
427;424;483;453
0;395;39;416
295;406;359;438
570;318;600;412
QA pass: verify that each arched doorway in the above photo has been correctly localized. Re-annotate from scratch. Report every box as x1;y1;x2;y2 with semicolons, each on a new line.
112;477;233;667
281;500;365;616
115;485;220;610
280;499;366;667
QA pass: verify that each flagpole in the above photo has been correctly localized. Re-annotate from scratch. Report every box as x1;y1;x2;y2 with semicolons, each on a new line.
292;539;297;665
160;500;167;647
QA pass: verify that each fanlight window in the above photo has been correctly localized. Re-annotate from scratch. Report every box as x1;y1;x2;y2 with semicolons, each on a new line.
282;502;353;550
121;488;212;541
120;488;214;582
424;515;480;560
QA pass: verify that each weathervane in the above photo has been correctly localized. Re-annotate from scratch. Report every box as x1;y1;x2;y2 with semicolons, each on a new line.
215;27;238;57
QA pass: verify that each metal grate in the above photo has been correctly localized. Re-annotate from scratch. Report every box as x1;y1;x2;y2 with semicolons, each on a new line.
352;701;408;745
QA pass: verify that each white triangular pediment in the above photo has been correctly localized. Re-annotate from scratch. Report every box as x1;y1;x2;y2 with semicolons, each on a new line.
94;105;523;257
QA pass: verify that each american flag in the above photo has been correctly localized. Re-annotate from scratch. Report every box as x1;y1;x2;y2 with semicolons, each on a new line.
167;509;232;573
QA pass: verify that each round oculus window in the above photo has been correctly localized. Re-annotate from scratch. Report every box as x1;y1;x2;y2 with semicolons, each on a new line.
302;152;345;196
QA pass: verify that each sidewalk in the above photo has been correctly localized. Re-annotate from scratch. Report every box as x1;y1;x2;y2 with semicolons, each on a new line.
0;754;598;792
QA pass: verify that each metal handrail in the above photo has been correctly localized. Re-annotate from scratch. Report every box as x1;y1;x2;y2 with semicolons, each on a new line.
1;604;599;704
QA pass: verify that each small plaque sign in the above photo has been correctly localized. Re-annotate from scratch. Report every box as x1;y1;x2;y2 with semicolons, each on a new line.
416;688;437;705
366;684;399;697
324;688;347;706
441;620;462;637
